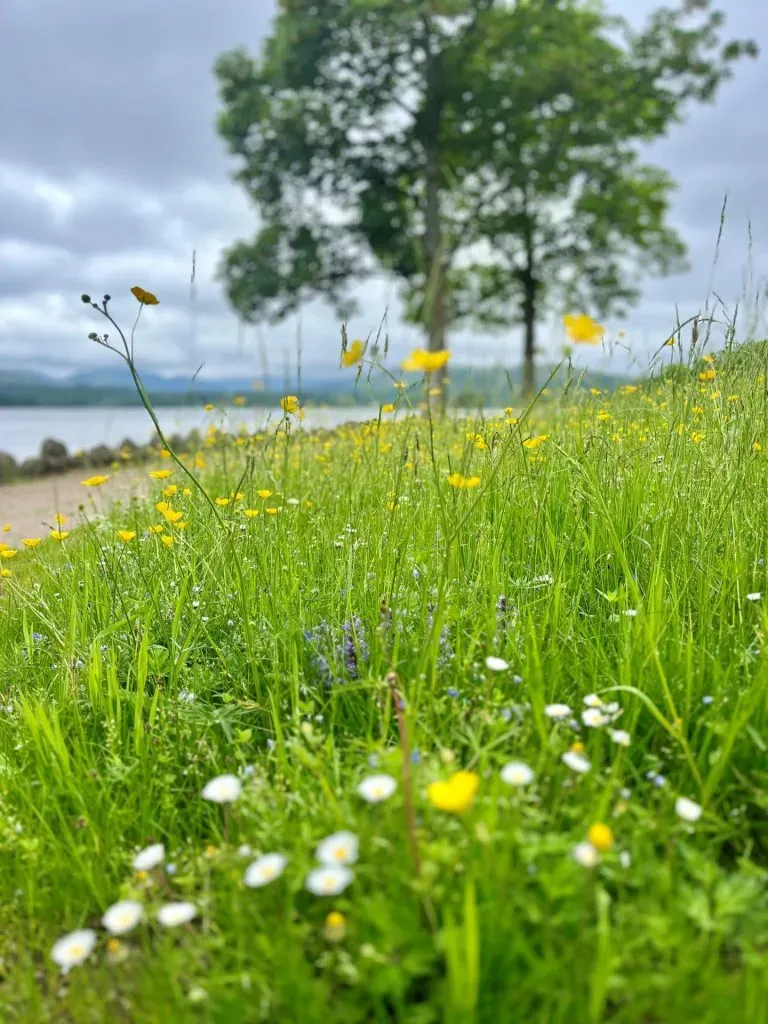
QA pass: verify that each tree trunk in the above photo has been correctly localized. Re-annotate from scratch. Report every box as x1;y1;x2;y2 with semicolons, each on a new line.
522;272;536;397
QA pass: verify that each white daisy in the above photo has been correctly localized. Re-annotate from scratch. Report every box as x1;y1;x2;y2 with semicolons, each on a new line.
582;708;608;728
133;842;165;871
583;694;603;708
156;901;198;927
316;830;359;866
609;729;631;747
500;761;535;787
357;774;397;803
51;929;97;973
244;853;288;888
675;797;703;823
544;703;572;720
562;751;591;774
746;592;761;602
485;656;509;672
305;865;354;896
102;899;143;935
201;774;242;804
572;841;599;868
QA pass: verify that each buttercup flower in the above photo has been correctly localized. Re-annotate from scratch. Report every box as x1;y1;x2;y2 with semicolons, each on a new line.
51;929;97;973
427;770;479;813
50;530;69;541
116;531;136;543
587;823;614;852
306;866;354;896
131;285;160;305
675;797;702;823
102;900;144;935
81;475;110;487
316;831;359;865
401;348;452;373
133;842;165;871
21;538;42;549
201;774;242;804
149;470;173;480
500;761;535;787
564;314;604;345
244;853;288;888
341;339;365;367
447;473;481;489
157;902;197;927
357;774;397;803
323;910;347;941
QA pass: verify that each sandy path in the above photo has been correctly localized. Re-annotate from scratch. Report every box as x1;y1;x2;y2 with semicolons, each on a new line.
0;468;149;540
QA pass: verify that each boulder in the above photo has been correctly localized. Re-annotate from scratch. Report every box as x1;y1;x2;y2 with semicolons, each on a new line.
39;437;70;473
19;457;45;478
88;444;115;467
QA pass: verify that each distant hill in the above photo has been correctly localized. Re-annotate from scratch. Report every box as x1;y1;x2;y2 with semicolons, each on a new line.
0;363;635;407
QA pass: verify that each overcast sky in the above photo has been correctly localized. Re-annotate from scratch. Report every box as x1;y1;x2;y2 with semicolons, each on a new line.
1;0;766;383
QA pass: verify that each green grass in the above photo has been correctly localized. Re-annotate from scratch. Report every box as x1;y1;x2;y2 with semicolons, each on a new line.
0;341;767;1023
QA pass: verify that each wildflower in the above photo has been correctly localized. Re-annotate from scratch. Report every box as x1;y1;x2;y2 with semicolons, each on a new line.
201;774;242;804
116;530;136;543
0;569;11;578
341;339;365;367
280;395;300;414
148;524;165;534
244;509;260;518
215;497;230;507
157;902;197;927
1;524;9;532
401;348;452;373
572;841;600;868
447;473;481;489
50;929;97;973
500;761;535;787
675;797;702;823
156;502;183;524
266;507;280;515
746;592;762;602
53;514;67;525
544;704;572;720
149;470;172;480
81;475;110;487
323;911;347;942
587;823;614;852
316;831;359;866
50;530;69;541
233;395;246;406
0;549;17;559
583;694;602;708
523;434;549;449
257;489;273;499
161;535;174;549
130;285;160;305
381;403;395;413
133;842;165;871
563;314;604;345
102;900;144;935
485;656;509;672
582;708;608;728
204;403;214;411
698;369;716;382
244;853;288;888
306;866;354;895
609;729;631;747
427;770;479;813
357;774;397;803
21;538;41;549
562;751;591;774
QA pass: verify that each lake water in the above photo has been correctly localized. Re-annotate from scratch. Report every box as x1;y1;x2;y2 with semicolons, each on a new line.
0;406;381;461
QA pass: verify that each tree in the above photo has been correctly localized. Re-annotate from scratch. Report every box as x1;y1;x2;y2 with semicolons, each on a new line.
214;0;756;395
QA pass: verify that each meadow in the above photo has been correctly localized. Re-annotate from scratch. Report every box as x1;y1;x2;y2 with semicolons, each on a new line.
0;309;766;1022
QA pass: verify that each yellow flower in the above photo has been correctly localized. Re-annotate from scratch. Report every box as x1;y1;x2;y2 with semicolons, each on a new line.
156;502;183;524
323;911;347;942
266;507;280;515
130;285;160;305
160;449;171;459
163;484;177;497
664;336;676;347
161;535;174;549
116;530;136;543
702;354;715;364
381;403;395;413
53;514;68;526
183;488;192;496
0;569;11;578
0;549;17;559
341;339;365;367
753;441;762;452
523;434;549;450
233;395;246;407
394;381;406;391
81;475;110;487
50;530;69;541
243;509;260;518
148;524;165;534
215;497;230;507
257;489;272;499
22;538;42;549
570;742;585;754
401;348;452;373
587;823;614;852
698;369;716;382
280;395;300;414
427;771;479;814
204;403;214;411
563;314;604;344
1;524;10;533
447;473;481;489
149;470;172;480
